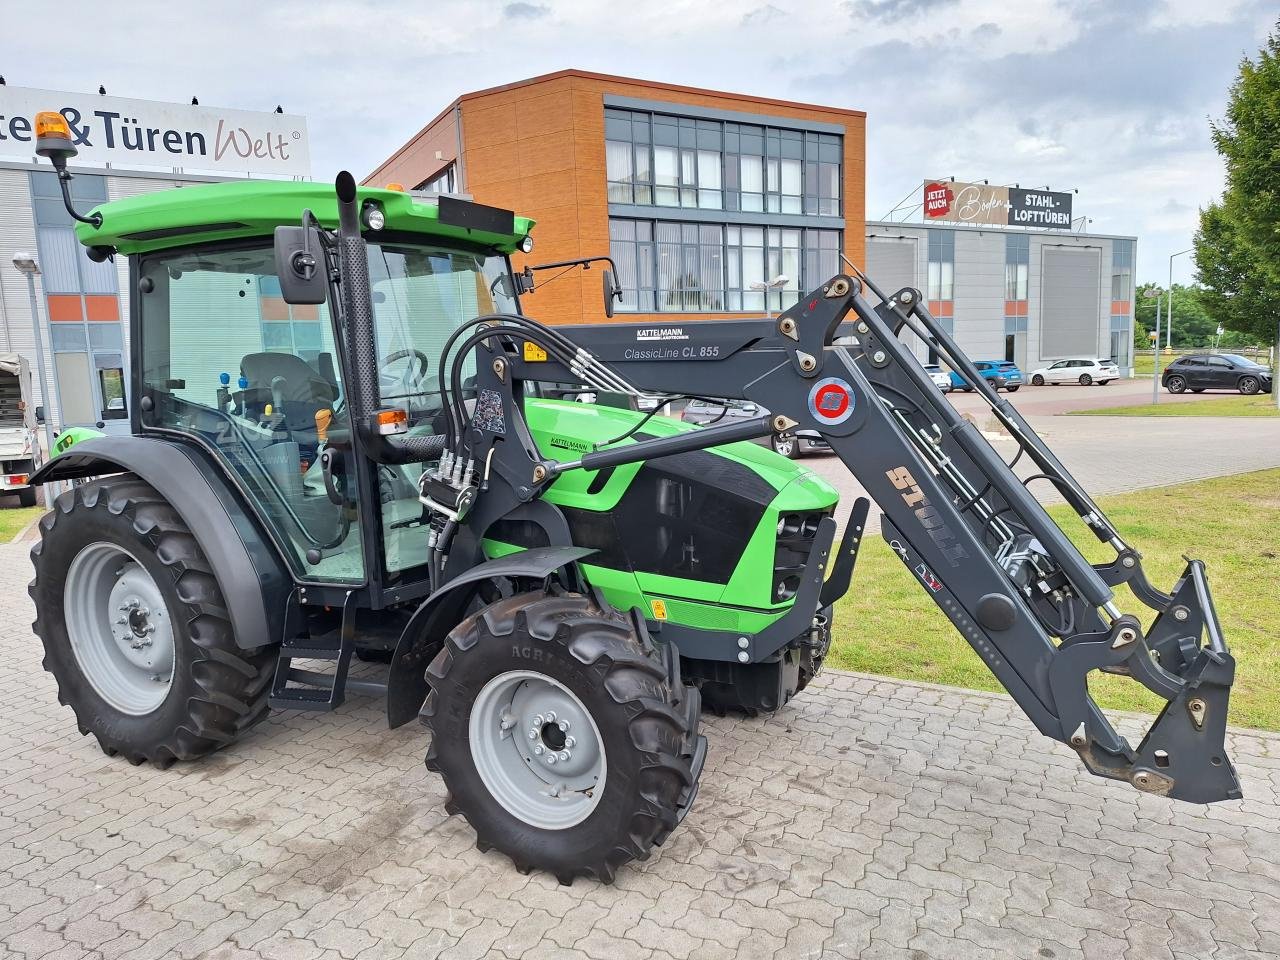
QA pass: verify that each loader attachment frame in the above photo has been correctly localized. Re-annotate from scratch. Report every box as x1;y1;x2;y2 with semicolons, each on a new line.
418;272;1241;805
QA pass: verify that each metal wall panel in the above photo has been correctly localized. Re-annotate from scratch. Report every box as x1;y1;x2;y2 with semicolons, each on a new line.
1039;247;1102;358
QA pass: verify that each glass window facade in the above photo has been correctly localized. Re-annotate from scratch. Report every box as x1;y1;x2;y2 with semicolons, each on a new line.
610;218;840;313
415;163;456;193
1110;239;1135;368
926;229;954;303
605;108;842;216
1005;233;1029;301
30;172;127;424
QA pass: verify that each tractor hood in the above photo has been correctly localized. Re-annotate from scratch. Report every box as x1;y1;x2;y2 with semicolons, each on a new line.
524;397;837;510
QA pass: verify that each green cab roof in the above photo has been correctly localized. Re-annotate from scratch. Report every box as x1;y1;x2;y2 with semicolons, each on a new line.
72;180;536;256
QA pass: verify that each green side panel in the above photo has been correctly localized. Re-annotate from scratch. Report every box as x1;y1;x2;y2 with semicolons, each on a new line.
51;425;106;457
73;181;535;256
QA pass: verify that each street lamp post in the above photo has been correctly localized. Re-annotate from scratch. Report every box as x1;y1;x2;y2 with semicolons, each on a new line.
749;275;789;318
11;252;58;503
1166;248;1193;351
1142;285;1164;405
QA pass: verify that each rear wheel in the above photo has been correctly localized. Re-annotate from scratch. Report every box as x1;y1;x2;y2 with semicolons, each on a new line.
29;477;276;767
422;589;703;884
1166;375;1187;394
1079;374;1093;386
770;433;799;459
1239;376;1261;395
1006;385;1020;392
1099;380;1112;386
1191;388;1205;393
1031;374;1045;386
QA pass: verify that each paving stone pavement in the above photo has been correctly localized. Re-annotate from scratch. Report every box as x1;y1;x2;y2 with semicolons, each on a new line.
2;537;1279;960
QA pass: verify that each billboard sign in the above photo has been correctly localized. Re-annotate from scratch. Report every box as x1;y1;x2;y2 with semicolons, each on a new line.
923;180;1073;230
0;86;310;177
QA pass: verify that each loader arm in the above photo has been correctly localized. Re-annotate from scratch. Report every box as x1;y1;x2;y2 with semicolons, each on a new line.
424;272;1241;805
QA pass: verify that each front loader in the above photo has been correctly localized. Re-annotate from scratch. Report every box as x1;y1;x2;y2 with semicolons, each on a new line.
25;111;1240;885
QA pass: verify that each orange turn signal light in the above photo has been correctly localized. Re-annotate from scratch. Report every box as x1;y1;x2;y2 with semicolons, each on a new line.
385;182;406;192
373;407;409;435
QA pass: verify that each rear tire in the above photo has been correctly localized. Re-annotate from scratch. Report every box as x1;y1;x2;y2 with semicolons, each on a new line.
422;589;703;884
1079;374;1093;386
1239;376;1261;395
1006;385;1020;392
1031;375;1045;386
29;477;275;767
1166;375;1187;394
18;486;37;508
1191;388;1205;393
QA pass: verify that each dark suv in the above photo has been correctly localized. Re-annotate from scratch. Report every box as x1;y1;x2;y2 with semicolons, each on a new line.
1162;354;1274;395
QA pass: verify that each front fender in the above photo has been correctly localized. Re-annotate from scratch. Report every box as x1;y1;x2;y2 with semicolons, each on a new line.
28;437;290;651
386;545;595;728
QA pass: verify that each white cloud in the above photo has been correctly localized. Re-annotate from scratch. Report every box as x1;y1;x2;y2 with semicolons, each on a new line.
3;0;1271;281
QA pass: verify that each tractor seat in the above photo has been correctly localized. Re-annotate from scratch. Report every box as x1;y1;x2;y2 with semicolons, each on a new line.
240;352;338;449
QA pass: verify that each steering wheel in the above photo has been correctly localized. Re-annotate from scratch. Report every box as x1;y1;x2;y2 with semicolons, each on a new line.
383;348;432;386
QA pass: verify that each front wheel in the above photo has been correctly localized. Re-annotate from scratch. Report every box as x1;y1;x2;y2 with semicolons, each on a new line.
1006;385;1020;392
29;477;276;767
1166;376;1187;394
422;590;703;884
1031;374;1045;386
1239;376;1261;395
770;433;799;459
1079;374;1093;386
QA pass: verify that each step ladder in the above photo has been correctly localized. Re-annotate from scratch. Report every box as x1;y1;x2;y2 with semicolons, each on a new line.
268;590;356;711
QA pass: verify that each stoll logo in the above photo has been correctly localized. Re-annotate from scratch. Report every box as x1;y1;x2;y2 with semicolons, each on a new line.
0;86;310;177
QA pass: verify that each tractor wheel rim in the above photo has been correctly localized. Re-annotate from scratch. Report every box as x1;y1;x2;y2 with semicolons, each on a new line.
64;542;176;716
469;670;606;830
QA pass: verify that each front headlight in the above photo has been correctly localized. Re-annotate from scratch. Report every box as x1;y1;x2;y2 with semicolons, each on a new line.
520;235;534;254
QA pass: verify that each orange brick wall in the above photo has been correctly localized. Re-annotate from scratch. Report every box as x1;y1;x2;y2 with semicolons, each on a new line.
367;71;866;326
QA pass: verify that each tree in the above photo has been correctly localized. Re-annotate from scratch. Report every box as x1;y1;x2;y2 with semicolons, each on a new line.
1134;283;1220;346
1193;23;1280;347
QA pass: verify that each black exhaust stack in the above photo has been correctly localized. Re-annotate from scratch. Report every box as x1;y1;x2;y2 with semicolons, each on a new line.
334;171;444;463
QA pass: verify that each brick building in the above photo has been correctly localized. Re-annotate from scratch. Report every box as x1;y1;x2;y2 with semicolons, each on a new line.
366;70;866;326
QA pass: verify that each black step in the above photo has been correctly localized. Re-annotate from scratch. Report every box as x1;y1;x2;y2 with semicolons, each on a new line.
269;595;357;712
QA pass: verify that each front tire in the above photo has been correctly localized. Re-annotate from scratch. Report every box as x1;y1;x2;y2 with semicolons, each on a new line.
1031;374;1045;386
1239;376;1261;395
1006;385;1020;392
29;477;275;767
770;433;799;459
1166;375;1187;394
422;589;703;884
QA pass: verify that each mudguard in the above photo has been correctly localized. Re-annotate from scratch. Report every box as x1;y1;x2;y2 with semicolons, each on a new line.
386;545;596;728
28;436;290;651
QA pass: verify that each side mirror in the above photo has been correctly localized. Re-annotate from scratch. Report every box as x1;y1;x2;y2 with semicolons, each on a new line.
34;405;45;424
274;224;328;305
603;269;620;319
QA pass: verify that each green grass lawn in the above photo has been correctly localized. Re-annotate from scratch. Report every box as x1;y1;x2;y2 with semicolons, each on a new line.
0;504;43;543
1069;394;1279;417
830;468;1280;729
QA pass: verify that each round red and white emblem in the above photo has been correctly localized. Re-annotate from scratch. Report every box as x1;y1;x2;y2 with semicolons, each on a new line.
808;377;855;425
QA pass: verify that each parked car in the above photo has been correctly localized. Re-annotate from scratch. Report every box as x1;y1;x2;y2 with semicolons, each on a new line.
1162;354;1274;395
923;363;953;393
949;360;1023;392
681;397;829;459
1029;358;1119;386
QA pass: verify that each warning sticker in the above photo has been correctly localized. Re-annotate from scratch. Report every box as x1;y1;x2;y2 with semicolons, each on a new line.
523;341;548;362
807;377;855;425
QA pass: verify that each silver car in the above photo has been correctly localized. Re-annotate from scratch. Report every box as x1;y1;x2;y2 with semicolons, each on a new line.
680;398;829;459
1029;358;1120;386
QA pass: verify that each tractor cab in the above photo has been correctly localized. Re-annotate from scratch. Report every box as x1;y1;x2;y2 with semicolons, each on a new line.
68;179;533;590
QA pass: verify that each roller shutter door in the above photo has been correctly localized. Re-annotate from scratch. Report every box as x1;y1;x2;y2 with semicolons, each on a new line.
1040;247;1101;358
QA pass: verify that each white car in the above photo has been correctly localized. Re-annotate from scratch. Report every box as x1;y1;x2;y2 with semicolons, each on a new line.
923;364;952;393
1029;358;1120;386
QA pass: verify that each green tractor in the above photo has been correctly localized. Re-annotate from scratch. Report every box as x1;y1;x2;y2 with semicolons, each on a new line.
27;111;1243;884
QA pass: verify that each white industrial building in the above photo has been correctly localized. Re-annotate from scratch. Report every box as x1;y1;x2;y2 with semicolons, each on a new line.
0;86;309;435
865;219;1136;375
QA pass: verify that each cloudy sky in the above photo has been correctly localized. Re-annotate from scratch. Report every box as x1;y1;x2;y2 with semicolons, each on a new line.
5;0;1274;282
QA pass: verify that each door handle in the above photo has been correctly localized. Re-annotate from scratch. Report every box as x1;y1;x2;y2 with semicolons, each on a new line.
320;448;347;506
